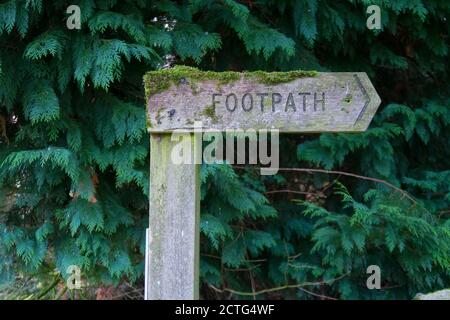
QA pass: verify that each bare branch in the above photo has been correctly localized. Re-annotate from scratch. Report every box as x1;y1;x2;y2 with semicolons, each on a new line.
208;273;349;297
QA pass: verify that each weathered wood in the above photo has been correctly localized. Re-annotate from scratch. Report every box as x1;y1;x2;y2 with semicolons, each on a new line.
147;133;200;300
145;68;381;133
143;66;381;300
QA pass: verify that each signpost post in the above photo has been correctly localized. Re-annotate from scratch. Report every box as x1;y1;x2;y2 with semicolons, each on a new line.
144;66;381;300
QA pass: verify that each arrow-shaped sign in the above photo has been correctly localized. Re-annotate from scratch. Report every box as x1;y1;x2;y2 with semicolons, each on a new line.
143;66;382;300
145;67;381;133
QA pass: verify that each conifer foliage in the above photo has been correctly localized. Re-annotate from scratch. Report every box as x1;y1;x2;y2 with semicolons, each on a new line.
0;0;449;299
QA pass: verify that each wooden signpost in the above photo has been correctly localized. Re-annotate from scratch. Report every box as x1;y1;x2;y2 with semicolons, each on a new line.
144;66;381;300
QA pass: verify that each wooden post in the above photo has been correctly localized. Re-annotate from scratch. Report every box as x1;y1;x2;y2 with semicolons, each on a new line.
144;66;381;300
146;133;200;300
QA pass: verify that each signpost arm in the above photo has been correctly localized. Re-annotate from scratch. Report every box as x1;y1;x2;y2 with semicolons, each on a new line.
144;67;380;300
146;133;200;300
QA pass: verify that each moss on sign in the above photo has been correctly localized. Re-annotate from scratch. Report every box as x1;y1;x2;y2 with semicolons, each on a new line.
200;105;219;123
144;65;317;98
244;70;317;85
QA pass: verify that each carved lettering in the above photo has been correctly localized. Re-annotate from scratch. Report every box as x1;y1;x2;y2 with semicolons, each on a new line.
212;92;326;113
225;93;237;112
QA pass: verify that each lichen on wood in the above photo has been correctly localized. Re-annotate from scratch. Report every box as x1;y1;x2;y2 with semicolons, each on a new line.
200;105;219;123
244;69;317;85
143;65;317;98
144;65;241;98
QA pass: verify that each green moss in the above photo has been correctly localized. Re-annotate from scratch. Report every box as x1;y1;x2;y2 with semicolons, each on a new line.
343;93;353;104
190;82;200;95
200;105;219;123
244;70;317;85
144;65;241;97
143;65;317;98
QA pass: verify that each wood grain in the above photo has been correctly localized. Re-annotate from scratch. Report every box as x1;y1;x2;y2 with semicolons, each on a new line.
147;134;200;300
146;72;381;133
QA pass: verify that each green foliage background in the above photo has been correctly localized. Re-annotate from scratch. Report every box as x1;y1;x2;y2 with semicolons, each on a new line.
0;0;449;299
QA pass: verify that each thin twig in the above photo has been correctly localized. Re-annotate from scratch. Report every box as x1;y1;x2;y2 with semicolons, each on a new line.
202;253;267;263
234;166;418;205
298;287;338;300
224;264;262;272
208;273;349;297
265;189;320;197
288;251;302;261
